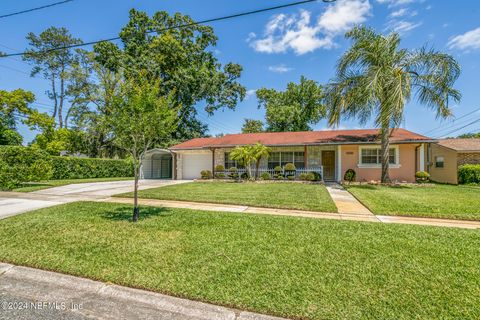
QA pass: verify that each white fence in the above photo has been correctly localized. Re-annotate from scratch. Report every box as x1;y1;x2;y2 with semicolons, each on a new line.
215;167;324;181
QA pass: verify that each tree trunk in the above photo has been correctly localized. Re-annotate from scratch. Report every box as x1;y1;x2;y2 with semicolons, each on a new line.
58;70;65;128
132;161;140;222
380;126;391;183
255;160;260;180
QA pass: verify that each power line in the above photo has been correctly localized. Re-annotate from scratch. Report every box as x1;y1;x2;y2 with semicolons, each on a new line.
0;0;335;57
421;107;480;136
434;116;480;138
0;0;74;19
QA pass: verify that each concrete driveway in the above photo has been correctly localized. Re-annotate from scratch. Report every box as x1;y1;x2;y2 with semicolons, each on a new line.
0;179;190;220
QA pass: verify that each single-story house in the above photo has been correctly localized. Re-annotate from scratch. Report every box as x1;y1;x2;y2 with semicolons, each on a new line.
428;138;480;184
141;128;437;183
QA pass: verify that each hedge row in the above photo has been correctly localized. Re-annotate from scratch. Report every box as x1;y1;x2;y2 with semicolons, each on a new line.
458;164;480;184
0;146;134;190
51;156;134;180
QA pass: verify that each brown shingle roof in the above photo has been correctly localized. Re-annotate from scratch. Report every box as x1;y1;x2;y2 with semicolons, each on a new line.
170;129;433;150
437;138;480;152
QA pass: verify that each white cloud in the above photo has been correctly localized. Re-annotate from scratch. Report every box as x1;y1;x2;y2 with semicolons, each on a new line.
248;0;371;55
389;8;417;18
376;0;416;7
268;64;293;73
387;20;422;34
448;27;480;51
245;89;257;99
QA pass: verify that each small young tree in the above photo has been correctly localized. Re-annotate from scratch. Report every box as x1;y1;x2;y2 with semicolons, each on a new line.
229;145;255;178
109;73;178;222
251;143;270;180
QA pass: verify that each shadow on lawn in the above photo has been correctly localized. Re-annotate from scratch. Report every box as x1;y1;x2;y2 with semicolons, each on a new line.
101;206;172;222
347;184;413;190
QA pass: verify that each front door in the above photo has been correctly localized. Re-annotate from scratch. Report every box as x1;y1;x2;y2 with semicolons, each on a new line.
321;150;335;181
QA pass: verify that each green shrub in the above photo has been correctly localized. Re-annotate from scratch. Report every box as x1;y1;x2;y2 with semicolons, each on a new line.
287;175;295;180
415;171;430;183
284;163;296;179
458;164;480;184
200;170;212;179
284;163;296;171
274;166;283;173
228;167;239;179
260;172;271;180
299;172;315;181
214;164;225;179
240;172;249;180
344;169;356;183
50;156;133;180
311;171;322;181
0;146;53;190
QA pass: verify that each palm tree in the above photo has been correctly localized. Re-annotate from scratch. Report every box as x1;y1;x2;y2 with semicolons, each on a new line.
251;143;271;180
325;26;461;183
229;145;255;178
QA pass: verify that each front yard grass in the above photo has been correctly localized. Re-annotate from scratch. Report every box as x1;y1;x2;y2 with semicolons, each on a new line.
0;202;479;319
345;184;480;221
12;177;134;192
117;181;337;213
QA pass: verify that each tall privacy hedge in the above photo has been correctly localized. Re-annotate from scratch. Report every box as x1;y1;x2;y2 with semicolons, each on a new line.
458;164;480;184
0;146;53;190
51;156;134;179
0;146;134;190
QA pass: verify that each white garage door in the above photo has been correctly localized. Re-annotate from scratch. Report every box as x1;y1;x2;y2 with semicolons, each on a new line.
182;153;212;179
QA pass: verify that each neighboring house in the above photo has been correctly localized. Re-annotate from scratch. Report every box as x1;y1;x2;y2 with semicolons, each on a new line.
428;138;480;184
142;129;435;182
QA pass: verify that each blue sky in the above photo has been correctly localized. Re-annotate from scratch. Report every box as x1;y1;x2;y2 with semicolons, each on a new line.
1;0;480;143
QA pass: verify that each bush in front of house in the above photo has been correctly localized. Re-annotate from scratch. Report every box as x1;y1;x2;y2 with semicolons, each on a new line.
214;164;225;179
311;171;322;181
284;163;296;179
228;167;239;180
200;170;212;179
240;172;249;180
50;156;134;180
261;172;271;180
273;166;283;180
0;146;53;190
415;171;430;183
299;172;315;181
458;164;480;184
344;169;356;183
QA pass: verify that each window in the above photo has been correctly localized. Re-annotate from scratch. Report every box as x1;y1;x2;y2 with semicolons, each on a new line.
268;152;281;169
435;156;445;168
267;151;305;169
224;152;243;169
360;148;396;165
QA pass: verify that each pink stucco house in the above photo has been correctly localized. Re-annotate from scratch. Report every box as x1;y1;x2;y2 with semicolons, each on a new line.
142;129;435;182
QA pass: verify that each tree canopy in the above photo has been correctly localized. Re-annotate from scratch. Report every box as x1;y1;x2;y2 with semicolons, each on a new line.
94;9;246;141
241;119;264;133
256;76;326;132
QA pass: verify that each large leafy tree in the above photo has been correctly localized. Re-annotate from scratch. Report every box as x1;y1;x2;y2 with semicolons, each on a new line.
0;89;52;146
94;9;246;142
23;27;83;128
326;26;461;183
241;119;264;133
256;76;326;132
109;72;178;222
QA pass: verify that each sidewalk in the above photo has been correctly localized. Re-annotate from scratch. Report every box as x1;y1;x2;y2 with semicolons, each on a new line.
0;263;286;320
105;197;480;229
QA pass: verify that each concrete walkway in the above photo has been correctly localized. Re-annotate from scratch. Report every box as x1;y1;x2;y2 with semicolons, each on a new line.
0;263;285;320
0;179;189;220
105;197;480;229
325;183;373;215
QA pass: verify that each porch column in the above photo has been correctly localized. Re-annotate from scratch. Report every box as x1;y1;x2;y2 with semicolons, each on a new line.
336;145;342;182
211;148;215;174
419;144;425;171
304;146;308;169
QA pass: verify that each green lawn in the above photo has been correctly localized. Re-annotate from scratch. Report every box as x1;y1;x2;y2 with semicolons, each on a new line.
1;202;479;319
118;181;337;213
12;177;134;192
346;184;480;221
